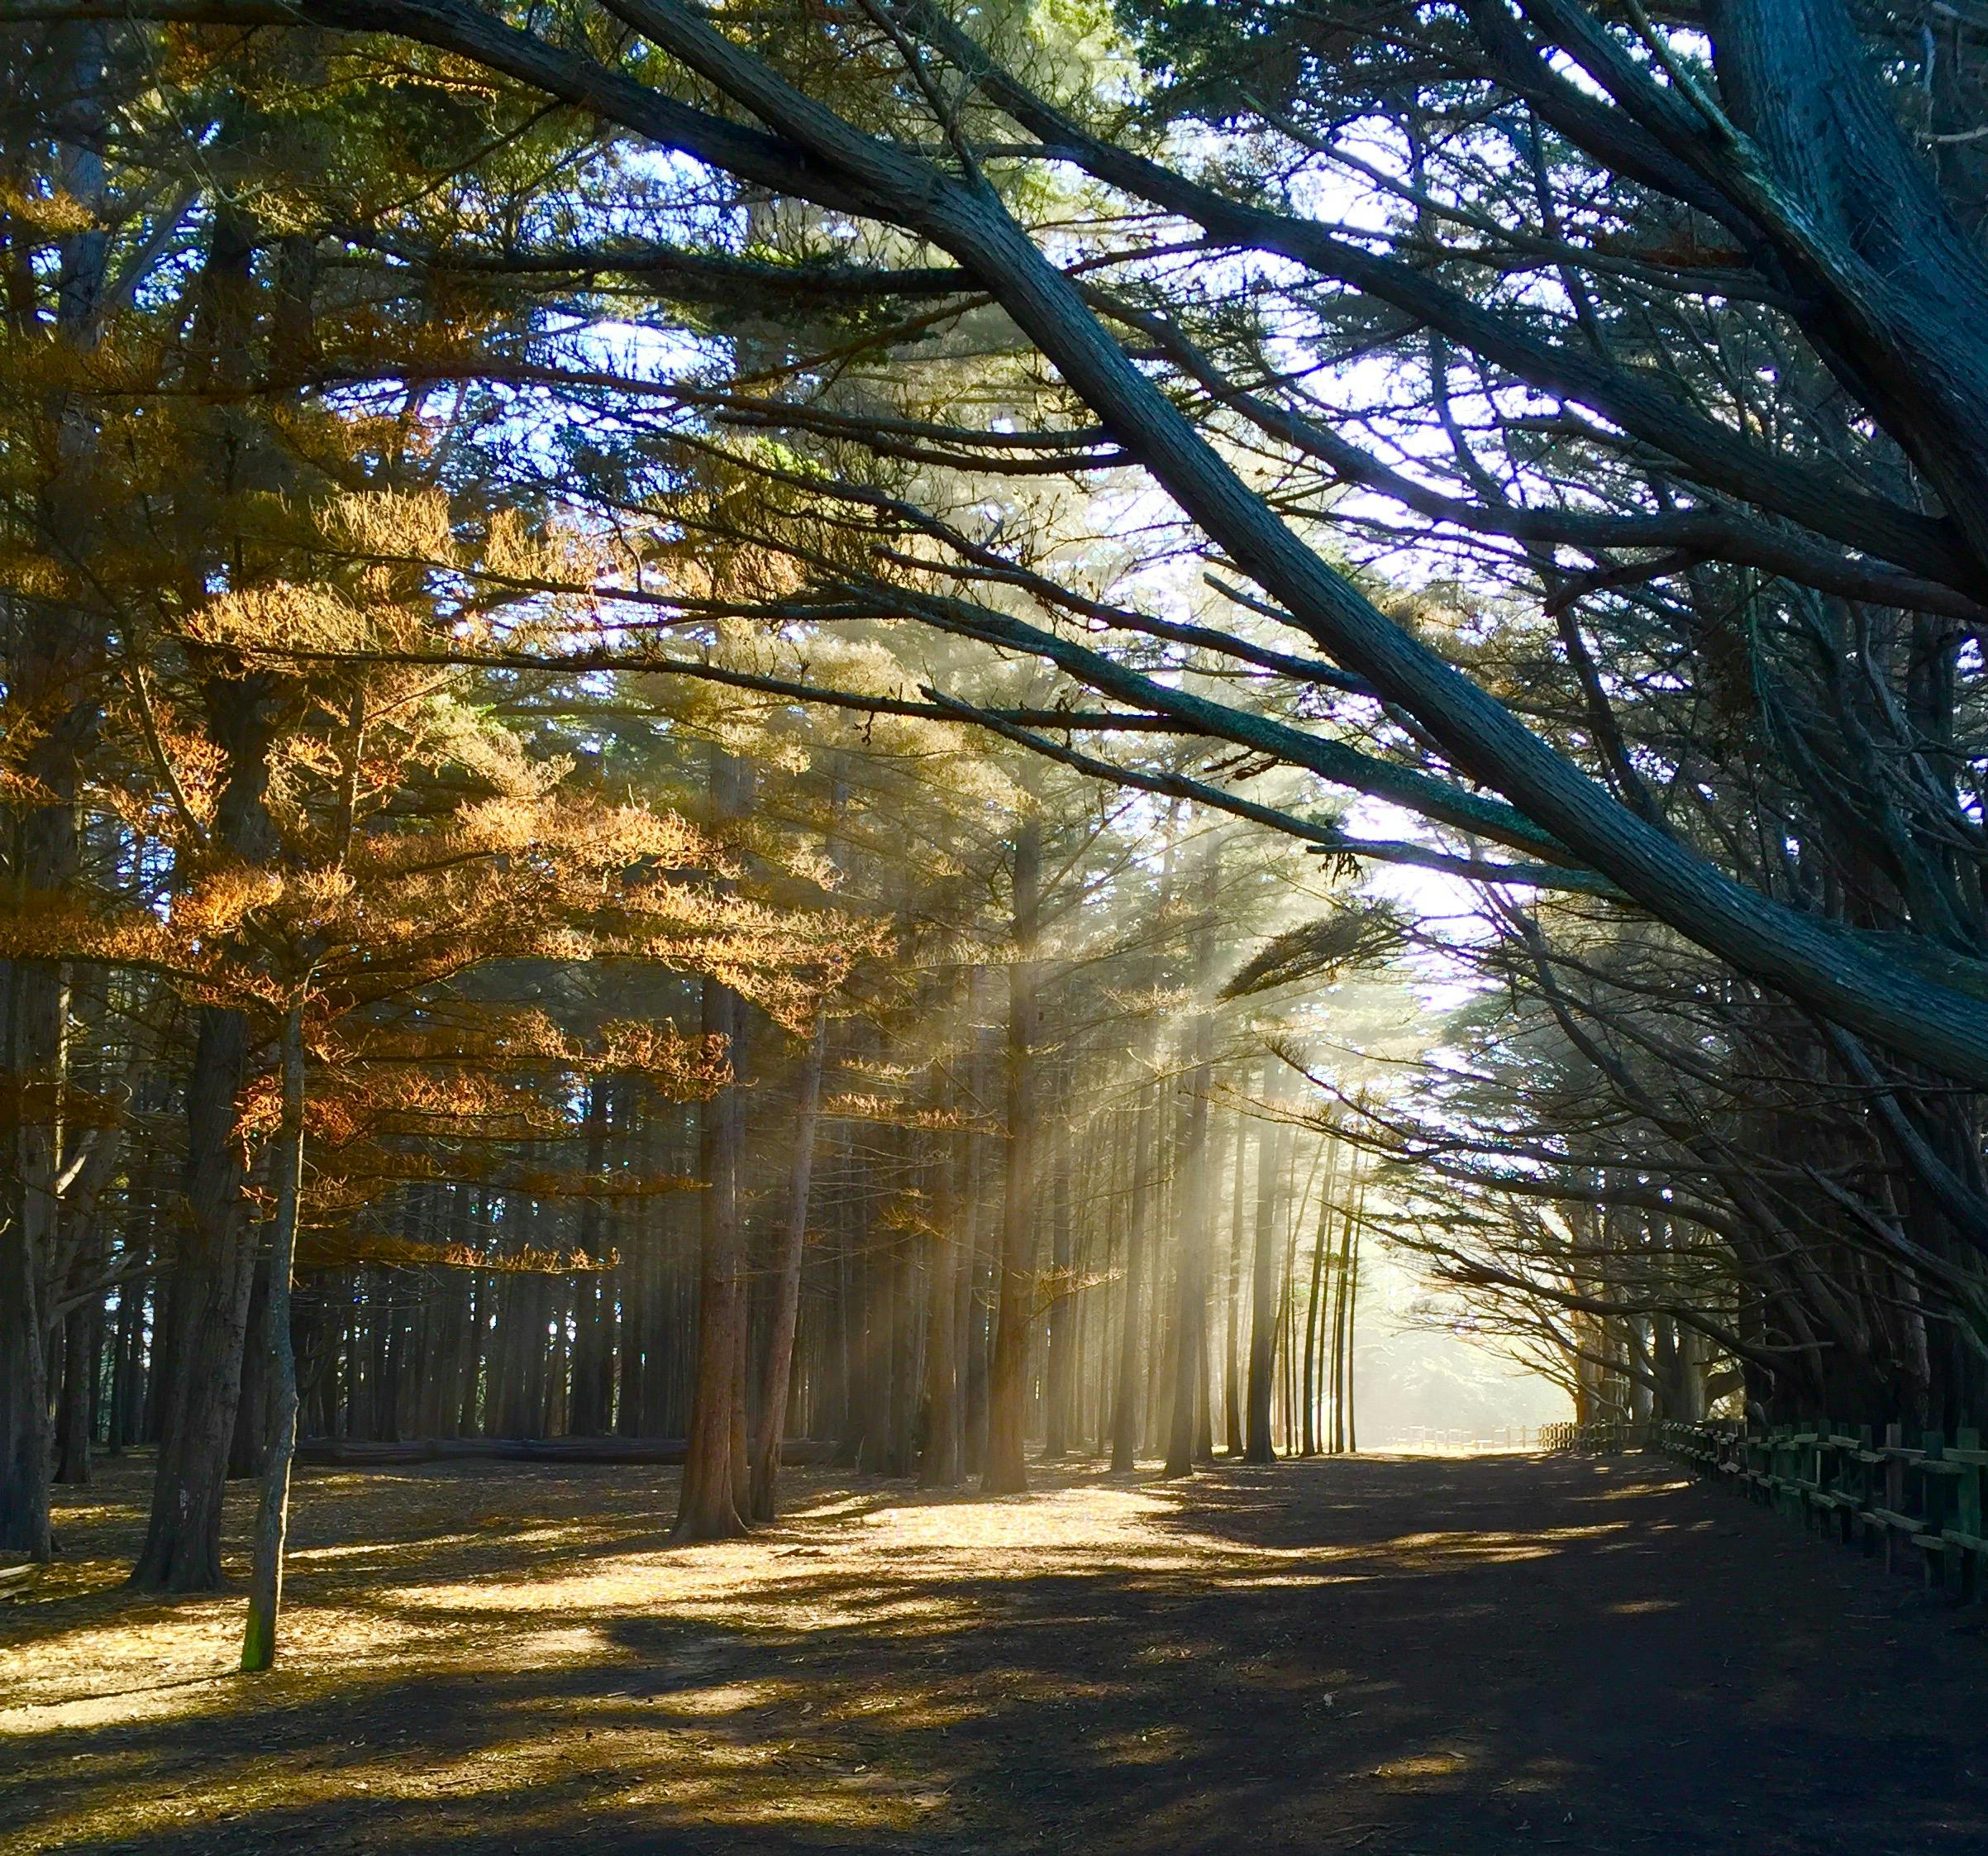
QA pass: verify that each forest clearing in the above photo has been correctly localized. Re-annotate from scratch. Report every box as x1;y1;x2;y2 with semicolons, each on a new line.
11;1448;1988;1855
12;0;1988;1844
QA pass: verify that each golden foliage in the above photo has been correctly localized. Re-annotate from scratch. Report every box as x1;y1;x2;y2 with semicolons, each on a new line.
296;1231;616;1275
822;1093;999;1134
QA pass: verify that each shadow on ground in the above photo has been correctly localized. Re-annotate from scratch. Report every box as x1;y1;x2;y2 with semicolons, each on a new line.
4;1451;1986;1854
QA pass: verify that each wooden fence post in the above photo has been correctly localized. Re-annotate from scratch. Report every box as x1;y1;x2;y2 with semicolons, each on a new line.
1883;1423;1905;1575
1953;1426;1982;1603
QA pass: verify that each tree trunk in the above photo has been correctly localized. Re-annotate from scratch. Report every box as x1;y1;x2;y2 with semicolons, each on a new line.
749;1009;827;1520
241;1004;305;1672
1223;1106;1248;1458
1329;1163;1366;1454
570;1081;612;1434
1246;1103;1289;1463
0;31;109;1563
1164;1029;1215;1478
960;992;994;1478
131;1005;260;1590
675;752;752;1541
1164;838;1223;1478
1300;1133;1340;1457
983;818;1042;1495
131;670;282;1593
1042;1096;1074;1459
229;1259;270;1477
54;1293;99;1486
919;1120;965;1488
106;1278;144;1456
1111;1082;1158;1472
1342;1200;1361;1455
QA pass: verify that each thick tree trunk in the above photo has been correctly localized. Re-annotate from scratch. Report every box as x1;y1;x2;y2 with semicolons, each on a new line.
749;1009;826;1520
675;753;752;1541
54;1293;98;1486
1;648;88;1552
131;1002;262;1591
0;28;108;1563
131;673;281;1593
0;1191;51;1561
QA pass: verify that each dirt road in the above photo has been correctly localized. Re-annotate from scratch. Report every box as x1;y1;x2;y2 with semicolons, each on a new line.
5;1451;1986;1853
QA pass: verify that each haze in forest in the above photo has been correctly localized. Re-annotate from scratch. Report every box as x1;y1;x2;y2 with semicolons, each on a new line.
4;5;1986;1847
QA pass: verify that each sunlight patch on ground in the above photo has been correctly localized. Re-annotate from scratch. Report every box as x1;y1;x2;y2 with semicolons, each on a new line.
2;1453;1716;1854
2;1589;439;1725
382;1484;1196;1636
5;1486;1633;1734
1375;1524;1626;1560
1375;1746;1480;1782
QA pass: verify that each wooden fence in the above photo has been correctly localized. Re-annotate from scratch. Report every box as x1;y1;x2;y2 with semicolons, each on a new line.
1538;1419;1657;1455
1379;1425;1551;1452
1667;1419;1988;1594
1550;1415;1988;1596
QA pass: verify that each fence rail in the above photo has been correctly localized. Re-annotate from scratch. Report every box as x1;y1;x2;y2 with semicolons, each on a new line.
1379;1425;1551;1453
1549;1415;1988;1596
1539;1419;1657;1455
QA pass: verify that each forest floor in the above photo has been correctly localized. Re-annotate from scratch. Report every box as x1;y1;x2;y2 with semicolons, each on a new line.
5;1450;1988;1854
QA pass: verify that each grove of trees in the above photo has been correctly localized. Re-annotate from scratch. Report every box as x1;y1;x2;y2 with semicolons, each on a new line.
8;0;1988;1667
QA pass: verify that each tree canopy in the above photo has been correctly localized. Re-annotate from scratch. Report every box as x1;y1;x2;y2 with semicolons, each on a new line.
8;0;1988;1673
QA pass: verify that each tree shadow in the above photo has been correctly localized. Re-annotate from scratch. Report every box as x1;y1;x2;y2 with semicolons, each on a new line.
7;1455;1987;1854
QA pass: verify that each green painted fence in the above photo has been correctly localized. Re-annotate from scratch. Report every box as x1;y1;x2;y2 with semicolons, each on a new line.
1553;1415;1988;1596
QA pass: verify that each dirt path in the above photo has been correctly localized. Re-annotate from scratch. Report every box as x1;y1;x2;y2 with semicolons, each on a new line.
6;1451;1988;1854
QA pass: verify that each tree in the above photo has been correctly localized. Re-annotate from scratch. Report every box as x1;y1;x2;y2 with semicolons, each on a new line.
44;0;1988;1081
981;813;1040;1495
18;0;1988;1547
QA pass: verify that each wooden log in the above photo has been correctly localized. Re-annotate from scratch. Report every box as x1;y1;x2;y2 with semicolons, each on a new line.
295;1435;838;1469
